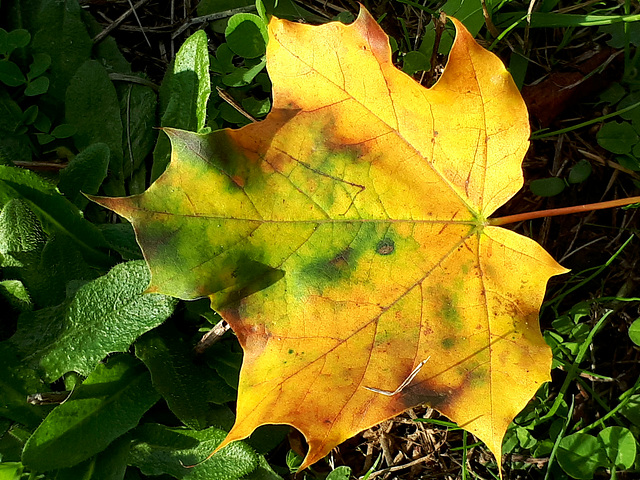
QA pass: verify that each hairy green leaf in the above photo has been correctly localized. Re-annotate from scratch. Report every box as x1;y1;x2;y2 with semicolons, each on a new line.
128;423;259;480
6;261;176;380
0;165;110;264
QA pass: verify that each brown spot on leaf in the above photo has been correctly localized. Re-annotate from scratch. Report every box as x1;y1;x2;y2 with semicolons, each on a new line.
376;238;395;255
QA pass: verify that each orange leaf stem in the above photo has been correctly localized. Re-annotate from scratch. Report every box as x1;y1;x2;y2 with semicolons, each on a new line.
489;196;640;226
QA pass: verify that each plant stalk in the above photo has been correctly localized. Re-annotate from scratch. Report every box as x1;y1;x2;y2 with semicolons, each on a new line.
488;196;640;226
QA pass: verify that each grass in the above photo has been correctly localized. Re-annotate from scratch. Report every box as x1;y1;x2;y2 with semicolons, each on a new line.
1;0;639;479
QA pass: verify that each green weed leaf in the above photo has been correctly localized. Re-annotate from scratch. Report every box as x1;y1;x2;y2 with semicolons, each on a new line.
6;260;176;381
120;84;157;181
46;436;130;480
128;423;259;479
27;53;51;80
402;51;429;75
597;121;638;154
225;14;268;59
0;346;50;429
31;0;92;101
135;323;236;430
65;60;124;195
152;30;211;181
58;143;110;209
0;165;110;264
21;355;160;471
598;426;636;470
530;177;566;197
557;432;609;479
24;75;49;96
0;279;32;312
568;159;592;184
326;466;352;480
0;60;26;86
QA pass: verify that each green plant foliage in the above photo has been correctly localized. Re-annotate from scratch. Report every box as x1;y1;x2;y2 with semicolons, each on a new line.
66;60;125;195
225;14;268;59
135;323;236;430
21;355;160;471
629;318;640;346
557;432;610;479
57;143;110;208
128;423;267;479
152;30;211;181
530;176;566;197
0;165;110;264
4;260;176;380
556;427;637;479
597;121;639;155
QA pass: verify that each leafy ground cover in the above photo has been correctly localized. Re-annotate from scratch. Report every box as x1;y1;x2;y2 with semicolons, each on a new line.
1;0;640;479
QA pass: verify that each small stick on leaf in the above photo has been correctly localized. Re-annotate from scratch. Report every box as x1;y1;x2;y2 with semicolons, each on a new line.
364;357;430;396
216;87;257;123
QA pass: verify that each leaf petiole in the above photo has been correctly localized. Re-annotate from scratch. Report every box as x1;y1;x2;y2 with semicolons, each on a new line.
488;196;640;226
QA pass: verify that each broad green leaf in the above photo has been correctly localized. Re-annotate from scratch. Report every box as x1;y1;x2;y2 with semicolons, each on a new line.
97;222;143;260
0;462;23;480
65;60;124;196
34;234;96;306
6;260;176;381
556;432;609;479
568;159;592;184
225;14;268;59
58;143;110;209
119;84;157;181
24;76;49;96
530;177;566;197
46;436;130;480
6;29;30;51
0;202;91;308
326;466;352;480
151;30;211;181
0;89;22;133
402;51;429;75
94;8;567;469
128;423;259;480
22;355;160;472
598;426;637;469
135;323;236;430
27;53;51;80
0;165;110;264
619;394;640;427
80;10;132;75
0;60;26;86
0;199;49;304
597;121;638;154
0;279;32;312
30;0;92;101
0;346;49;429
628;318;640;346
242;455;284;480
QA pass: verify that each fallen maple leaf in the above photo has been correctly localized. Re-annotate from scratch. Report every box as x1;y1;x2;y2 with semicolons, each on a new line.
92;7;568;469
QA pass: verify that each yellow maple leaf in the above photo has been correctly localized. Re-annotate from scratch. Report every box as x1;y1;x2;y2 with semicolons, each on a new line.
93;7;568;470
